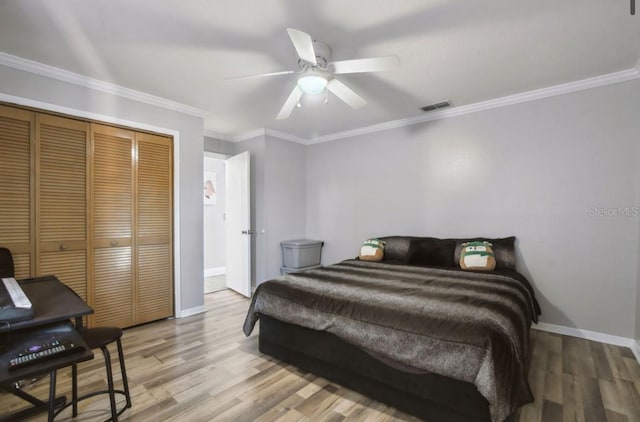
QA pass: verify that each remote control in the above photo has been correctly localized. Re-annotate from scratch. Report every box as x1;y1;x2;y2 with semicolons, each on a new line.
8;340;81;370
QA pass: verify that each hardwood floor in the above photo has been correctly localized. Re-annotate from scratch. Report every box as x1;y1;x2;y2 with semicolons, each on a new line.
204;275;227;294
2;289;639;421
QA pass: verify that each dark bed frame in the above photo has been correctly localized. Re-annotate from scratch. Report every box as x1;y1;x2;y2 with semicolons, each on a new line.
259;315;517;422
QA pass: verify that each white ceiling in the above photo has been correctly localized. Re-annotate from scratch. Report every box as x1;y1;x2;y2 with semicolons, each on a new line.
0;0;638;141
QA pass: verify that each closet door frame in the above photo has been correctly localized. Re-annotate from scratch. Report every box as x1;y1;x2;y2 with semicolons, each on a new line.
0;101;179;321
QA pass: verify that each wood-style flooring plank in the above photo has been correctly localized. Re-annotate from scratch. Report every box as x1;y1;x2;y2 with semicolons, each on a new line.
541;399;563;422
580;376;608;422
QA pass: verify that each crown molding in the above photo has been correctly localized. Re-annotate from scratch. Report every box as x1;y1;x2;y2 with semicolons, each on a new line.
213;66;640;145
203;129;257;142
308;67;640;144
205;127;309;145
233;128;268;142
8;47;633;143
264;129;308;145
203;129;228;140
0;51;207;118
204;128;265;142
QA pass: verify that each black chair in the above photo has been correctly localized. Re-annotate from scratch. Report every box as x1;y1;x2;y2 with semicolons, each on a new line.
0;247;15;278
57;327;132;421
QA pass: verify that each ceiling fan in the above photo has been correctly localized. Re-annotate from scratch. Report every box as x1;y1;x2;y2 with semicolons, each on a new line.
227;28;399;120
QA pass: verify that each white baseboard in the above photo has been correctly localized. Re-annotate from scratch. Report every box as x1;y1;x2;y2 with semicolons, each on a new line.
534;321;633;348
176;305;207;318
205;267;226;277
632;340;640;363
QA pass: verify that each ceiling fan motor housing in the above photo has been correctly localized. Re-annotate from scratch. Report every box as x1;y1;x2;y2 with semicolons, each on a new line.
298;40;332;69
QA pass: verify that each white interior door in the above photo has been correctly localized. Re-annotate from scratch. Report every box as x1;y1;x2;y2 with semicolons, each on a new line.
225;151;251;297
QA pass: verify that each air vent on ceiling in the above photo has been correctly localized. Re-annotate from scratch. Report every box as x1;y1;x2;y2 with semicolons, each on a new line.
420;101;451;112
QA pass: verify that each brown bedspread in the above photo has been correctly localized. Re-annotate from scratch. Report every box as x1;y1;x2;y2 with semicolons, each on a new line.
243;260;538;422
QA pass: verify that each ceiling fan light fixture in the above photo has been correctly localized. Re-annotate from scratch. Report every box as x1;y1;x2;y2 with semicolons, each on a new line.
297;75;328;95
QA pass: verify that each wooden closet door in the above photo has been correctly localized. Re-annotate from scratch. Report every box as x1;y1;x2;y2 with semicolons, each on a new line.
135;132;174;323
36;114;89;299
91;123;134;328
0;105;34;278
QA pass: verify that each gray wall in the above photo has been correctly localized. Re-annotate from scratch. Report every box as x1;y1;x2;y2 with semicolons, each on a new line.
232;134;308;286
204;136;235;155
264;136;307;279
637;231;640;344
203;155;226;271
10;56;637;340
0;64;206;313
306;79;640;338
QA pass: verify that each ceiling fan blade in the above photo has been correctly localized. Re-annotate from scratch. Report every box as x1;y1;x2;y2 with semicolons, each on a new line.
276;85;304;120
331;56;399;74
225;70;294;81
327;79;367;110
287;28;317;65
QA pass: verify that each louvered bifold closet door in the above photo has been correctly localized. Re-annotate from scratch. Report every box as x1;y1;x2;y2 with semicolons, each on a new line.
91;123;134;328
36;114;89;299
136;132;173;323
0;105;34;278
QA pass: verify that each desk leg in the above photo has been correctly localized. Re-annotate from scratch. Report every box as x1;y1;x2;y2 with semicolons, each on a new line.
72;363;78;416
48;370;57;421
7;385;47;406
74;316;84;329
71;316;83;417
72;316;82;416
0;383;65;421
2;372;62;421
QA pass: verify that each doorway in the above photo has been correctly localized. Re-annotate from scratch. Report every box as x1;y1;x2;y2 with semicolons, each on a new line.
204;153;227;294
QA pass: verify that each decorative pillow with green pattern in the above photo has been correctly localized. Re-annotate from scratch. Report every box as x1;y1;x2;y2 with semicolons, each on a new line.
359;238;385;262
459;241;496;271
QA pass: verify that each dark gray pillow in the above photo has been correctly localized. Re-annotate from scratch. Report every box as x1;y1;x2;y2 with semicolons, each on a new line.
377;236;413;263
408;237;457;267
453;236;517;270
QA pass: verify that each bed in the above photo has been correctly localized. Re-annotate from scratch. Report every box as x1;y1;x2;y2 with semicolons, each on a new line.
243;236;540;422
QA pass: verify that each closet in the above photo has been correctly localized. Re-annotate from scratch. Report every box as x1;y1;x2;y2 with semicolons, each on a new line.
0;104;173;328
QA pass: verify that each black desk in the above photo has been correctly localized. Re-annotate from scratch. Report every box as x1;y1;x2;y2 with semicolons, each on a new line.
0;276;94;421
1;275;93;333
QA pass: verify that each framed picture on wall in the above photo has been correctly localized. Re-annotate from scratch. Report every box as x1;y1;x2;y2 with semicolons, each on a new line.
204;171;217;205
